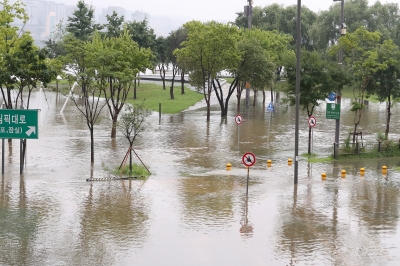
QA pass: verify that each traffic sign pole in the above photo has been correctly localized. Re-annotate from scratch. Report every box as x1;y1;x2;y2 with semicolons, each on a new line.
235;114;243;153
242;152;256;197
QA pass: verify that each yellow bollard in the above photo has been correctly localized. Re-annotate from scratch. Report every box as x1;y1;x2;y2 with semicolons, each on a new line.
382;166;387;175
341;169;346;178
321;172;327;180
267;160;272;167
288;158;293;166
226;163;231;171
360;168;365;176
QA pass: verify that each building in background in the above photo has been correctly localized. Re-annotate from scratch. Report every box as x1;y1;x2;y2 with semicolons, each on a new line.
14;0;188;47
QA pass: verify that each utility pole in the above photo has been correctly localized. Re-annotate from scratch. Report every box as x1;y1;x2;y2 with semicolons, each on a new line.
334;0;345;148
244;0;252;117
294;0;301;185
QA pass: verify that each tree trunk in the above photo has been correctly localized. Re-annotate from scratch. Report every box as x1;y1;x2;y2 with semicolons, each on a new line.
181;71;185;94
90;127;94;164
134;78;137;100
170;86;174;100
252;89;257;107
262;90;265;104
385;96;391;140
129;147;133;175
111;116;118;138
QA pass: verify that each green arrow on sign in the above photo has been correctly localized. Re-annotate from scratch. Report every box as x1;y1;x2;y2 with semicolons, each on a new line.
0;109;39;139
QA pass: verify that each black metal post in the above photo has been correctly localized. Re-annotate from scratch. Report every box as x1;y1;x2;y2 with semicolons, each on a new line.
294;0;301;185
334;0;344;146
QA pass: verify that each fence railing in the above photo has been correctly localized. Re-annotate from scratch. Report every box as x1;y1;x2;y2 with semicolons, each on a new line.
333;140;400;159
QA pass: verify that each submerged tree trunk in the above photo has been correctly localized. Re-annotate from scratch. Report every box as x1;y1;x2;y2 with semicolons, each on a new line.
90;127;94;164
111;116;118;138
385;95;391;140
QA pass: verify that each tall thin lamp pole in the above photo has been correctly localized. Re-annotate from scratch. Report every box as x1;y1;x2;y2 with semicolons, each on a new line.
334;0;344;146
294;0;301;185
245;0;252;117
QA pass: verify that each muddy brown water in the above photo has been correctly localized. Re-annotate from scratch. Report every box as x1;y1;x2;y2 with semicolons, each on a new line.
1;90;400;266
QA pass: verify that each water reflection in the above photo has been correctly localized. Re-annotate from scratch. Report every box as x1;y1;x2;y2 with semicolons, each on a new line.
239;196;253;238
72;181;150;265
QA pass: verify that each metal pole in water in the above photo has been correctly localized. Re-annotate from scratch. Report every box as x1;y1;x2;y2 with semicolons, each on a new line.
1;104;4;175
20;105;23;174
246;167;250;197
238;124;240;153
294;0;301;185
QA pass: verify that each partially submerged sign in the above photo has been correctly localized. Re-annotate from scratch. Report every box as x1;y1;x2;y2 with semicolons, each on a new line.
0;109;39;139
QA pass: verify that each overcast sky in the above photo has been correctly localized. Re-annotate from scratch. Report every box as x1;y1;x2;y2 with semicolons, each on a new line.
72;0;400;22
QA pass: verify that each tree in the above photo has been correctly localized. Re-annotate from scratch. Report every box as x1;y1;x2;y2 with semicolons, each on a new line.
62;34;107;166
166;27;187;95
117;102;151;175
66;0;102;41
331;27;397;143
175;21;241;121
366;49;400;139
92;31;153;138
284;49;346;154
235;4;317;51
0;0;29;109
125;18;157;98
105;11;124;38
154;36;168;91
44;20;68;58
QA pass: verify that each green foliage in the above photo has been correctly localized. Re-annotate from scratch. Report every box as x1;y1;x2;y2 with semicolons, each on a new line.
376;131;387;141
104;164;150;179
284;49;338;116
105;11;124;38
66;0;101;41
344;134;351;149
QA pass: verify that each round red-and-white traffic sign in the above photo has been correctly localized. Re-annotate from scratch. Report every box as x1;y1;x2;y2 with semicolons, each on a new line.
235;114;243;125
242;152;256;167
308;116;316;128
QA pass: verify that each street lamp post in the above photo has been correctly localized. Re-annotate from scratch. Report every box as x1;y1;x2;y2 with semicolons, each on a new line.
333;0;345;149
294;0;301;185
244;0;253;117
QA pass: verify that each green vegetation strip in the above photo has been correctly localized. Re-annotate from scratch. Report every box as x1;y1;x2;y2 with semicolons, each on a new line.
48;80;204;115
126;83;204;114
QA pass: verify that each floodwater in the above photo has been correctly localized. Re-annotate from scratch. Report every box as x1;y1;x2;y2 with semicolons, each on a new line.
1;88;400;266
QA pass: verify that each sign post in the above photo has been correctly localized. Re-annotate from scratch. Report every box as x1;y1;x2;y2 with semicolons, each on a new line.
308;116;316;154
235;114;243;152
242;152;256;196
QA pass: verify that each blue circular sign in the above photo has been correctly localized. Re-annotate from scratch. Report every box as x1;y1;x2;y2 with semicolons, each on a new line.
328;92;336;101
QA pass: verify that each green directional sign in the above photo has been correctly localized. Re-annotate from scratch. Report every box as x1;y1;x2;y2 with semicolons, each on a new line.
0;109;39;139
326;103;341;120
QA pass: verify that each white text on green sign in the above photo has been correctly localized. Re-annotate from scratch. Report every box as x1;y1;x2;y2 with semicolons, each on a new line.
0;110;39;139
326;103;341;120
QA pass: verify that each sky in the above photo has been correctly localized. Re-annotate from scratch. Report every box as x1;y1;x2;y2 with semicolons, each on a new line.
78;0;400;22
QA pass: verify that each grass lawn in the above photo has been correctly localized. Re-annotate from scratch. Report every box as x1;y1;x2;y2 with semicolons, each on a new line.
48;79;204;114
125;82;204;114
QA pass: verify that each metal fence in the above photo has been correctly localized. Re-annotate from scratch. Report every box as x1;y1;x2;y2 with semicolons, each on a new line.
333;140;400;159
